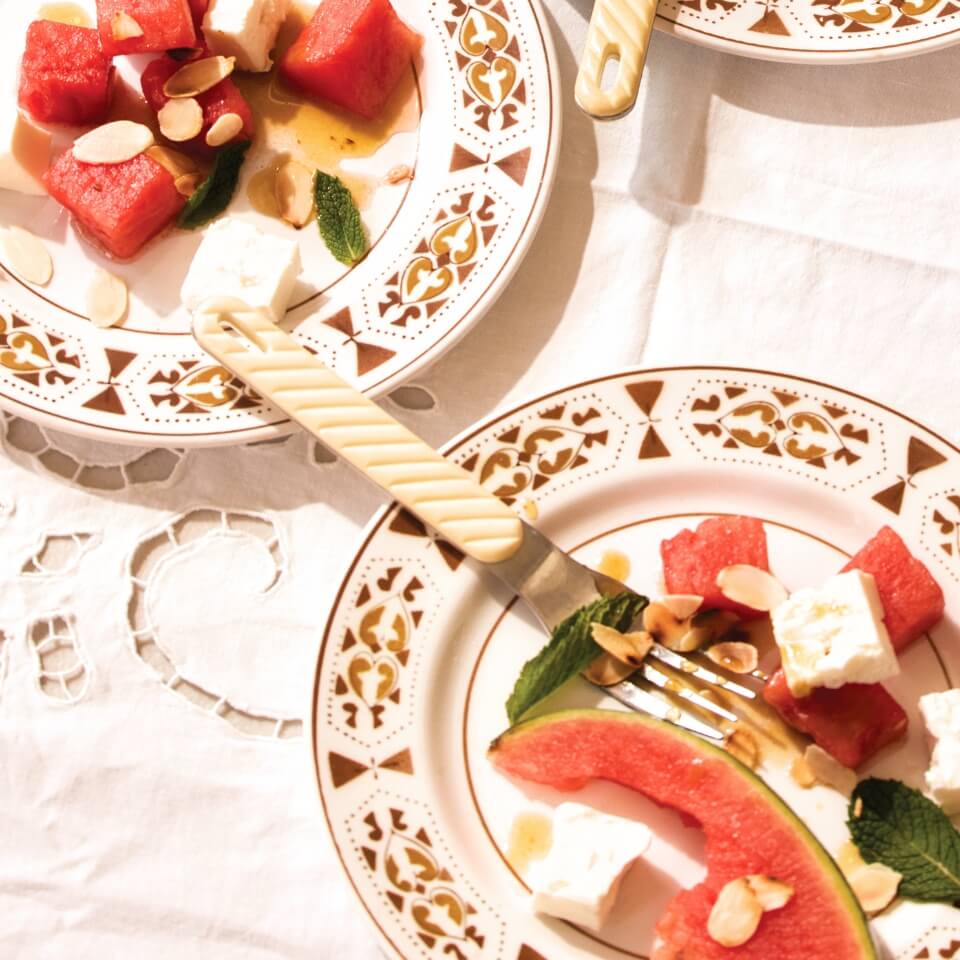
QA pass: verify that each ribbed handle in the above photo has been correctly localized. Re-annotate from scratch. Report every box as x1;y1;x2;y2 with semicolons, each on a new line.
575;0;657;119
192;299;523;564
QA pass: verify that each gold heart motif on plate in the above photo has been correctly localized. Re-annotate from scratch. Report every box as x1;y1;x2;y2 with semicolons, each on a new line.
401;257;455;304
412;887;469;940
347;653;400;707
467;57;517;109
458;6;509;56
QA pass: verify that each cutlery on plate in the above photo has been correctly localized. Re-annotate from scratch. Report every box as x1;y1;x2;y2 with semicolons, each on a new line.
576;0;658;119
192;298;755;740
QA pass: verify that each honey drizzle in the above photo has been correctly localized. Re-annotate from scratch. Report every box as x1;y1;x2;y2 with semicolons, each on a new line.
38;3;91;26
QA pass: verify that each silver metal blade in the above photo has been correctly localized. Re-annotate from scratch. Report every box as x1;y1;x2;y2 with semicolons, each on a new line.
639;662;739;724
649;643;757;700
597;679;725;742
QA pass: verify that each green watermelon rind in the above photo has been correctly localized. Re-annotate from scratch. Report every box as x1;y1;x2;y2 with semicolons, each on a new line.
490;709;878;959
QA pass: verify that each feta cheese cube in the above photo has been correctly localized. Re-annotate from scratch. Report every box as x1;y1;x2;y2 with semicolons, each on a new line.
920;690;960;813
772;570;899;697
0;108;51;196
529;802;651;932
181;217;301;322
202;0;290;73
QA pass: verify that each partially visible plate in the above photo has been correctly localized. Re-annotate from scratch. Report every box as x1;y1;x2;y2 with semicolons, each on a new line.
313;365;960;960
654;0;960;63
0;0;559;445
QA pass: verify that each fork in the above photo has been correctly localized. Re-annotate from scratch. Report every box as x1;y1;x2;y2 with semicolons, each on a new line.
192;298;756;742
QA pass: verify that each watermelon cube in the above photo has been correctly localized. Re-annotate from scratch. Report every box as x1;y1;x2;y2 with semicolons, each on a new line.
660;516;770;618
96;0;197;57
18;21;114;126
141;53;253;156
763;669;908;769
188;0;210;24
842;526;944;653
44;150;186;259
279;0;422;120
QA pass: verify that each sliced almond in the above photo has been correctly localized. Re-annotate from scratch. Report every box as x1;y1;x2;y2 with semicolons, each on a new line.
163;56;236;99
707;878;763;947
849;863;901;915
659;594;703;621
275;159;314;227
145;145;196;179
725;727;760;770
590;623;654;667
1;226;52;285
205;112;244;148
716;565;789;612
804;745;858;796
744;875;794;911
111;10;144;39
643;602;690;649
666;609;738;653
385;163;413;184
73;121;155;165
706;641;759;674
853;796;864;819
174;172;204;197
583;652;637;687
86;269;128;328
790;755;817;788
158;97;203;143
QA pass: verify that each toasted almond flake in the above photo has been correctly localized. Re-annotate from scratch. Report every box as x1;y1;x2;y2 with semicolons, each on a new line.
145;145;196;179
164;56;236;99
73;121;155;165
385;163;413;184
111;10;144;39
707;878;763;947
849;864;901;915
174;172;204;197
86;269;127;328
583;652;637;687
205;111;244;147
706;641;759;674
790;755;817;788
716;565;789;612
1;226;52;285
804;745;858;796
724;727;760;770
744;875;794;911
660;594;704;621
590;623;654;667
275;158;314;227
158;97;203;142
853;797;864;818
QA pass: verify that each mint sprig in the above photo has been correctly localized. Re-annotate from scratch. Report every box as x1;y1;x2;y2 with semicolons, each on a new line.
314;171;367;266
177;140;250;230
505;593;648;725
849;778;960;902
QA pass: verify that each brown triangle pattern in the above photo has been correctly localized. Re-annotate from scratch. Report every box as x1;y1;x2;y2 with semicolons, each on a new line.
499;426;521;443
106;349;137;379
450;144;486;172
749;9;791;33
390;509;428;538
379;748;414;775
724;386;746;398
772;390;799;407
639;426;670;459
324;307;354;337
723;438;739;449
822;403;847;419
907;436;947;476
513;78;526;105
387;891;404;911
873;480;906;514
461;452;479;471
844;19;872;30
425;299;446;318
436;540;465;571
495;147;531;186
328;751;369;788
943;543;954;556
939;2;959;14
893;13;919;25
542;404;565;420
355;341;396;376
518;947;549;960
416;827;431;846
356;584;372;606
625;380;663;416
764;442;781;456
361;847;377;870
504;35;520;58
83;385;125;415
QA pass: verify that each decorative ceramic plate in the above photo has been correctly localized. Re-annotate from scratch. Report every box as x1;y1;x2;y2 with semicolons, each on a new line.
0;0;558;446
313;365;960;960
653;0;960;63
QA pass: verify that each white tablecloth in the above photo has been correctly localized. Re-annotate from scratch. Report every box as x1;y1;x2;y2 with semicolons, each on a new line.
5;3;960;957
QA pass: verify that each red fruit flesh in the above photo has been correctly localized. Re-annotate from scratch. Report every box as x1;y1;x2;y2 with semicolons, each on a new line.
763;669;908;768
187;0;210;24
18;20;113;126
490;710;876;960
279;0;422;120
44;151;185;260
661;516;770;618
843;525;945;653
96;0;197;56
141;54;253;156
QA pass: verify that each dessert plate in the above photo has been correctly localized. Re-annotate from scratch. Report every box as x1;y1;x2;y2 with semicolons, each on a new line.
313;365;960;960
0;0;559;445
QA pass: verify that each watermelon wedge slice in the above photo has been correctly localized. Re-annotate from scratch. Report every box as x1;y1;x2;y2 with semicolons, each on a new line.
490;710;877;960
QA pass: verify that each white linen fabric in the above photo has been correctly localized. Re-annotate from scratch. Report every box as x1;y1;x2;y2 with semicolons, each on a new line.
4;2;960;957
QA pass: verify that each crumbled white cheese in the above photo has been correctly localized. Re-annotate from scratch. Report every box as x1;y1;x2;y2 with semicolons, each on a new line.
0;108;51;196
920;689;960;814
202;0;290;72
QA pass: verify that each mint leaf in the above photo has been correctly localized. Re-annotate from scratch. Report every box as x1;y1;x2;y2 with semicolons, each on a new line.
177;140;250;230
314;171;367;266
505;593;648;725
849;778;960;902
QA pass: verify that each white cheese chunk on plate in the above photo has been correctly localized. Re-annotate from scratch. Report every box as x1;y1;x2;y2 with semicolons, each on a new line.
0;107;51;196
919;689;960;813
529;802;652;932
203;0;291;73
772;570;899;697
181;217;301;323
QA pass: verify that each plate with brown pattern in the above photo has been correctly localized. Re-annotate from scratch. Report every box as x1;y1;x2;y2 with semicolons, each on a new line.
0;0;559;446
313;365;960;960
